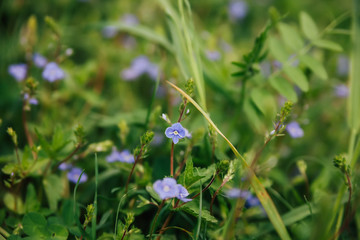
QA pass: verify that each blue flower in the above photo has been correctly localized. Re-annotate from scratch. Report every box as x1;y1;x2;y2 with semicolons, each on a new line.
337;55;349;77
58;162;72;171
67;167;88;184
106;147;135;163
153;177;179;200
8;64;27;82
205;50;221;61
229;0;248;21
24;93;38;105
102;25;117;38
42;62;65;82
121;14;139;26
286;121;304;138
121;56;158;81
33;53;47;68
225;188;251;199
334;84;349;98
177;184;192;202
165;123;186;144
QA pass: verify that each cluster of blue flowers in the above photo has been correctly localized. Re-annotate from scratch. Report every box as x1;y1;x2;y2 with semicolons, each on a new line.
59;163;88;184
106;147;135;164
226;188;261;209
153;177;192;202
8;53;65;83
228;0;248;21
121;55;159;81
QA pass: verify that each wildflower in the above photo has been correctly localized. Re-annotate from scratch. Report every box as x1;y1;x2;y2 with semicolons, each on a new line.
102;25;117;38
42;62;65;82
58;162;72;171
121;56;158;81
121;14;139;26
245;195;261;208
177;184;192;202
334;84;349;98
205;50;221;61
225;188;251;199
106;147;135;163
165;123;186;144
8;64;27;82
337;55;349;77
184;128;192;139
229;0;248;21
33;53;47;68
153;177;179;200
65;48;74;56
67;167;88;184
286;121;304;138
24;93;38;105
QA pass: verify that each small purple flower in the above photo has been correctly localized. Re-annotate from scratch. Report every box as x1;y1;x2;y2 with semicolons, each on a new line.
184;128;192;139
245;195;261;208
206;50;221;61
102;25;117;39
33;53;47;68
42;62;65;82
334;84;349;98
121;56;158;81
337;55;349;77
121;14;139;26
286;121;304;138
8;64;27;82
67;167;88;184
153;177;179;200
106;148;135;164
273;60;282;70
177;184;192;202
165;123;186;144
58;162;72;171
229;0;248;21
24;93;38;105
226;188;251;199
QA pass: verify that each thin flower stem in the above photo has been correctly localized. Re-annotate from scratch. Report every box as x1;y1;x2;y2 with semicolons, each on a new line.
170;142;174;177
174;144;192;179
121;228;127;240
149;200;165;240
125;144;144;193
22;100;37;160
210;178;229;215
177;100;187;123
156;200;180;240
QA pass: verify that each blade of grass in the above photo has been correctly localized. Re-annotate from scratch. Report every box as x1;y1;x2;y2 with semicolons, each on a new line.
167;81;291;240
194;179;202;240
92;153;98;239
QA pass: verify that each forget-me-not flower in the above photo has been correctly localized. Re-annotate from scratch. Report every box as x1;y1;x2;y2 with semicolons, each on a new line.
206;50;221;61
177;184;192;202
225;188;261;208
67;167;88;184
165;123;186;144
42;62;65;82
121;56;158;81
286;121;304;138
8;64;27;82
121;14;139;26
58;162;72;171
229;0;248;21
106;147;135;163
153;177;179;200
24;93;38;105
334;84;349;98
33;53;47;68
102;25;117;39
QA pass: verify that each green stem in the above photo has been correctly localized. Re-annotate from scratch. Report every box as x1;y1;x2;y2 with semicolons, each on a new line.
125;144;144;193
149;200;165;239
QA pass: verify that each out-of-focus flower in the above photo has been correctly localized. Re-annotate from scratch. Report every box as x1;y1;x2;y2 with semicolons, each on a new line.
106;148;135;164
206;50;221;61
121;14;139;26
102;25;117;38
8;64;27;82
286;121;304;138
177;184;192;202
165;123;186;144
67;167;88;183
184;128;192;139
229;0;248;21
260;61;271;78
59;162;72;171
334;84;349;98
65;48;74;56
245;195;261;208
121;56;158;81
153;177;179;200
337;55;349;77
226;188;250;199
24;93;38;105
33;53;47;68
161;113;169;123
42;62;65;82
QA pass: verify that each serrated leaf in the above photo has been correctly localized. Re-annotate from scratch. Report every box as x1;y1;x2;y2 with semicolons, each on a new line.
300;12;319;40
299;55;328;80
43;175;63;211
179;201;217;223
269;76;298;102
278;23;303;51
283;66;309;91
178;158;204;188
269;37;289;62
312;39;343;52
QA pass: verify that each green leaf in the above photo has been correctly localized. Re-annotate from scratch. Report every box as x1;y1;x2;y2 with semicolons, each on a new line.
278;23;303;51
47;224;68;240
25;184;40;213
178;158;204;188
4;193;24;214
22;212;48;237
269;37;289;62
283;66;309;91
51;125;70;153
269;76;298;102
312;39;343;52
250;88;277;118
43;175;63;211
179;201;217;223
299;55;328;80
300;12;319;40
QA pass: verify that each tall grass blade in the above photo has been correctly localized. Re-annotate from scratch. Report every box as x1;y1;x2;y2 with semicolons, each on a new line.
167;81;291;240
92;153;98;239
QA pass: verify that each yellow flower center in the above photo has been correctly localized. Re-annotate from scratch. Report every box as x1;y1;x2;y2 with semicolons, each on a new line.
173;130;179;135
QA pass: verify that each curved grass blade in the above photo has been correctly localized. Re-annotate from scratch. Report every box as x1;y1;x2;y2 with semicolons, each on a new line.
167;81;291;240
